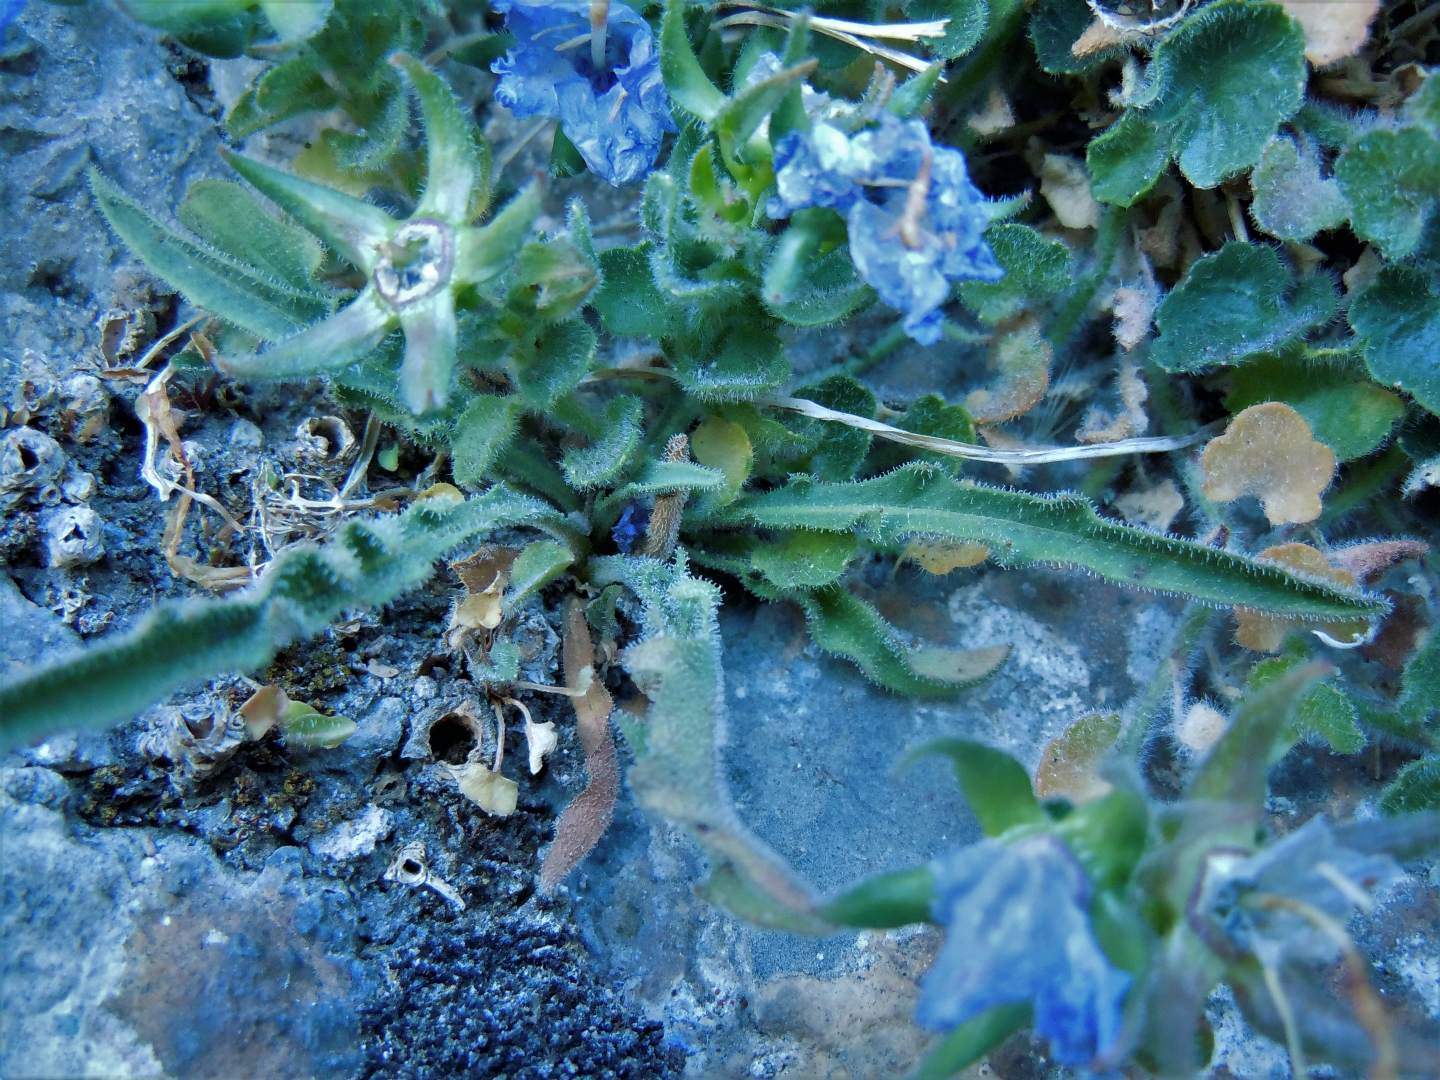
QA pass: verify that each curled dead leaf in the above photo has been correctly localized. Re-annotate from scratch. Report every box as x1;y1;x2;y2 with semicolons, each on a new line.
1077;361;1149;443
1201;402;1335;525
238;685;289;741
525;718;559;775
1034;712;1120;802
447;761;519;817
902;539;990;575
1039;153;1100;230
1114;478;1183;532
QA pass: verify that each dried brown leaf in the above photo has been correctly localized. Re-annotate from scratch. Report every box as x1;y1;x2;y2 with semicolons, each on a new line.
968;86;1015;137
901;539;989;574
449;762;519;816
539;601;620;891
965;322;1052;425
1039;153;1100;230
1279;0;1381;66
1201;402;1335;525
1077;360;1150;443
239;685;289;741
1110;282;1158;352
1072;17;1125;58
1330;539;1428;583
1034;712;1120;802
1114;478;1184;531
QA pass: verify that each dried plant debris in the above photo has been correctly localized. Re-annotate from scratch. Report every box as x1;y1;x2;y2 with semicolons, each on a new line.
965;321;1054;425
1278;0;1382;66
1034;712;1121;802
540;603;620;891
1201;403;1336;525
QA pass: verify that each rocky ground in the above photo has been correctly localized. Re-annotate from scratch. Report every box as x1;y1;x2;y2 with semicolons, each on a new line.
1;5;1436;1080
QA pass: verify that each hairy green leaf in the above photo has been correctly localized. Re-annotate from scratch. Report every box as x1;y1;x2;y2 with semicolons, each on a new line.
1087;111;1169;207
799;589;1009;697
178;179;326;295
0;489;556;749
1335;127;1440;260
90;168;320;340
824;866;937;928
1151;243;1337;374
561;397;645;489
750;531;857;590
1380;757;1440;815
1151;0;1306;187
507;540;575;609
660;0;725;121
451;395;521;487
592;244;678;338
1250;135;1349;242
617;563;826;931
1350;266;1440;417
1030;0;1125;75
907;737;1046;836
957;224;1071;324
513;319;597;409
722;464;1385;620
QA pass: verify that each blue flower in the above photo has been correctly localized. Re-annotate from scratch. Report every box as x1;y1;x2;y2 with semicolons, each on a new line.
611;501;650;553
916;834;1130;1068
769;116;1002;344
492;0;674;186
1;0;24;33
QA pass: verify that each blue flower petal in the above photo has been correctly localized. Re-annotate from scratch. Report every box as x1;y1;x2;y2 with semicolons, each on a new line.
768;115;1001;343
611;501;650;553
916;835;1130;1068
493;0;674;186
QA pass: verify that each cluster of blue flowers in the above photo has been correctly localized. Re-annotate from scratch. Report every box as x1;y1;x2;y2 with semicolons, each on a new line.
492;0;674;186
917;835;1130;1067
769;116;1002;344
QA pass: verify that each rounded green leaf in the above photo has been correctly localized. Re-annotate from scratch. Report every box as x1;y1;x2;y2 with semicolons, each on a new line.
1151;243;1337;373
1148;0;1307;188
1335;127;1440;260
1087;111;1169;208
1350;266;1440;417
1250;135;1349;242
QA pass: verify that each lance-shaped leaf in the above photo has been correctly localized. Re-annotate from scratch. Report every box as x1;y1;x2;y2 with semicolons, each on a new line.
660;0;725;122
178;179;326;295
454;183;543;285
714;57;817;159
597;460;727;516
398;287;457;413
799;589;1009;697
391;54;483;223
451;395;521;486
719;464;1385;621
220;148;394;273
907;737;1046;836
0;487;559;750
617;564;827;932
89;168;320;340
219;286;393;383
561;398;646;490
